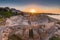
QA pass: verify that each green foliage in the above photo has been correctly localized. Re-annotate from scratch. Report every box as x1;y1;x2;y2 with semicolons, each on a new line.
8;34;22;40
0;7;23;18
0;11;11;18
49;36;60;40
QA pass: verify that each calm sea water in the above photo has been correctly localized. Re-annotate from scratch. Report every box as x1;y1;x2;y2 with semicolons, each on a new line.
47;15;60;20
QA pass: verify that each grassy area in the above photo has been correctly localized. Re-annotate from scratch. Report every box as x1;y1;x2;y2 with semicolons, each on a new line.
49;36;60;40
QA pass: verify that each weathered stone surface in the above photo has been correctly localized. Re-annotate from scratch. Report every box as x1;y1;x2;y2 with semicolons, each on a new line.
1;14;60;40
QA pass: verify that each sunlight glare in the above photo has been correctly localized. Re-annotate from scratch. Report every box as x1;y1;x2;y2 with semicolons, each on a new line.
30;9;36;13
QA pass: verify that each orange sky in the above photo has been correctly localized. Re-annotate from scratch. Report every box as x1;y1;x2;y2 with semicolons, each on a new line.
23;6;60;14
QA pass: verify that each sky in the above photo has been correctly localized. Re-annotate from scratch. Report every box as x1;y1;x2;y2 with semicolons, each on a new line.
0;0;60;13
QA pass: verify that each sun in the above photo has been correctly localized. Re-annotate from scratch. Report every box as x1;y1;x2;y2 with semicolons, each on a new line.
23;6;41;13
30;9;36;13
